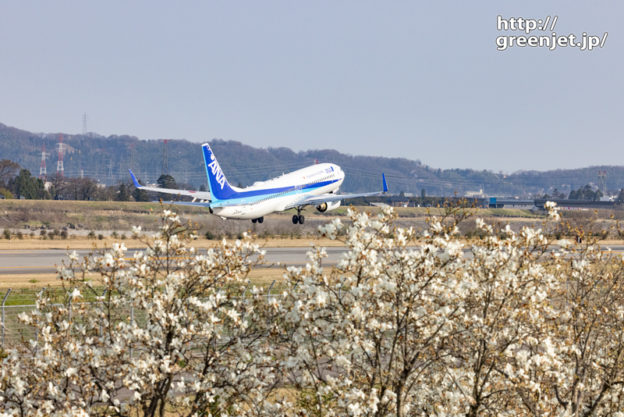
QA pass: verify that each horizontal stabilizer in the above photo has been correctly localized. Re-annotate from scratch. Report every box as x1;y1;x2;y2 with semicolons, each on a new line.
127;169;212;200
160;201;213;208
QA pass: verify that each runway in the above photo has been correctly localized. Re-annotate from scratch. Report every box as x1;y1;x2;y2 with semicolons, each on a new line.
0;247;350;275
2;245;624;275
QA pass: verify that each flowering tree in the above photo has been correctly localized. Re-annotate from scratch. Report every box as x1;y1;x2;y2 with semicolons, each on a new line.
4;205;624;416
278;204;624;416
279;207;469;416
0;210;283;417
440;218;561;416
546;241;624;416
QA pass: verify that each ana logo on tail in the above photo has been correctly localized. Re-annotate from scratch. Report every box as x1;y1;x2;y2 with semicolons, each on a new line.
207;158;227;190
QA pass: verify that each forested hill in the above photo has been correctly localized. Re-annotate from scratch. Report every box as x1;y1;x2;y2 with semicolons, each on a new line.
1;122;623;197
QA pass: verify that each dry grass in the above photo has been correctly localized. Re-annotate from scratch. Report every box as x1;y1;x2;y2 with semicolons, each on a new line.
0;268;293;290
2;199;623;251
0;273;63;288
0;236;344;250
0;238;146;251
0;199;339;237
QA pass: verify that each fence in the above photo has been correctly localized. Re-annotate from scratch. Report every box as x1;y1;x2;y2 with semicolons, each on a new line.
0;280;278;348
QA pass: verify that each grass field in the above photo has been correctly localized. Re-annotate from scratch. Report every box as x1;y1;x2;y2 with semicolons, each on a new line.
0;199;345;240
0;199;546;231
2;199;623;303
0;267;290;304
0;199;550;238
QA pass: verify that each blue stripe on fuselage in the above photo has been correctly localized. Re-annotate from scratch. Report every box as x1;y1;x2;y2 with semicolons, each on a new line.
210;178;339;207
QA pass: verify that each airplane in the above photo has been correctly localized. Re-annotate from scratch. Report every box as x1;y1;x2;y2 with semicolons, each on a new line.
129;143;388;225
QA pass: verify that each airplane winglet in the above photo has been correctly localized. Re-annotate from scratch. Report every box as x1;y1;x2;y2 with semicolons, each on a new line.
382;173;388;193
129;169;141;188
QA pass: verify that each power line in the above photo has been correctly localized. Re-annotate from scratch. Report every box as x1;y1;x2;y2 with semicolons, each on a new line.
56;134;65;177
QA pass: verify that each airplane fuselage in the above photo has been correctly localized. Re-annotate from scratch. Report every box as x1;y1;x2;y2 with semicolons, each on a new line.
130;142;385;224
211;163;344;219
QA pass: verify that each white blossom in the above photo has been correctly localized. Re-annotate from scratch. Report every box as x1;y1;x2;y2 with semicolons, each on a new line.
2;207;624;416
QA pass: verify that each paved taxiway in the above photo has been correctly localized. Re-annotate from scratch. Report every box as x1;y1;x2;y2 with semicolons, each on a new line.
2;245;624;275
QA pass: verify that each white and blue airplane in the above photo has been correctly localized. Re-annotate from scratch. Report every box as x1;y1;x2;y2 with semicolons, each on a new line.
129;143;387;224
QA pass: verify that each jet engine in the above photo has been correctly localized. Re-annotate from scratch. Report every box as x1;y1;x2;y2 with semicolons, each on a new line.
316;201;341;212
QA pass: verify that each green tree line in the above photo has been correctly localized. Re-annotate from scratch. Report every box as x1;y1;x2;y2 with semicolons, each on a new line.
4;122;624;197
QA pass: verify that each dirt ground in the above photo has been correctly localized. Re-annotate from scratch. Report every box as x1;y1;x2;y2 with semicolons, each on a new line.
0;236;344;251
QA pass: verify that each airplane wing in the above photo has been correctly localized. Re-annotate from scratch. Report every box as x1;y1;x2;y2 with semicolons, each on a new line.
129;169;212;201
288;173;388;209
159;201;213;208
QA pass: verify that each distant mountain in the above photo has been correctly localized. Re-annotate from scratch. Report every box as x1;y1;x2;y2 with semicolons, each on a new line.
1;122;622;197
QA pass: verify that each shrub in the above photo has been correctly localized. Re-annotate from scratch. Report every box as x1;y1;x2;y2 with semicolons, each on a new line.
3;206;624;416
0;210;280;416
279;205;624;416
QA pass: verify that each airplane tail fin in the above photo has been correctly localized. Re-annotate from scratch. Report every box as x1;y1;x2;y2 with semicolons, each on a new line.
382;173;388;193
129;169;142;188
201;143;238;200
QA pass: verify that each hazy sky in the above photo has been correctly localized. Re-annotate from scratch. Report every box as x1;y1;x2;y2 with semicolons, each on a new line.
0;1;621;172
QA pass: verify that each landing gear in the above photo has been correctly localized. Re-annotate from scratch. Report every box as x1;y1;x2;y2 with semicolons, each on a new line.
292;208;304;225
251;217;264;224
